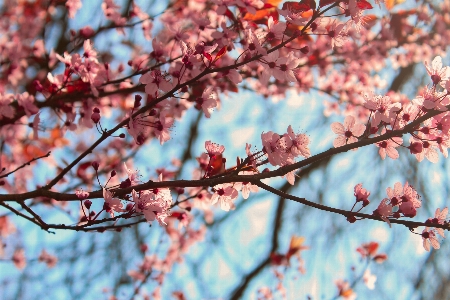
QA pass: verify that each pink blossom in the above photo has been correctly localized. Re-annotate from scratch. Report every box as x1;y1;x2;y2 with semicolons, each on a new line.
376;137;402;160
426;207;448;238
123;162;141;186
331;116;366;147
234;171;259;199
422;227;441;251
132;189;163;223
244;29;267;56
354;183;370;204
373;198;392;227
210;184;238;211
261;131;291;166
425;56;450;86
103;189;125;217
75;189;89;200
260;50;299;85
139;70;173;97
266;17;286;41
196;87;217;118
386;182;421;209
153;111;174;145
205;140;225;156
326;20;347;49
286;125;310;158
17;92;38;116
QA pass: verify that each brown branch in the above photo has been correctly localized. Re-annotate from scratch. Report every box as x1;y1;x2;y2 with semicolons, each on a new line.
0;151;51;179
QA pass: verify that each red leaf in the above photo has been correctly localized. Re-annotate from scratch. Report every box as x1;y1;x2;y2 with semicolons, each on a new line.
357;0;373;9
204;53;212;61
213;46;227;62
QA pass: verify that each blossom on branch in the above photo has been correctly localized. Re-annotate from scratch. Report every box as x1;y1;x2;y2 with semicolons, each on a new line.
331;116;365;148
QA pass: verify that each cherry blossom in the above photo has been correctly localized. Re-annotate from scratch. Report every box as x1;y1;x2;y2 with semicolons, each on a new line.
331;116;366;147
139;70;173;97
210;184;239;211
196;87;218;118
132;189;164;223
354;183;370;205
376;137;403;160
422;227;441;251
425;56;450;86
425;207;448;238
372;198;392;227
103;189;125;217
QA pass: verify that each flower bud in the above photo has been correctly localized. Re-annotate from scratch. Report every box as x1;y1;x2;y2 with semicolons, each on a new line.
84;200;92;209
92;161;99;171
91;107;101;123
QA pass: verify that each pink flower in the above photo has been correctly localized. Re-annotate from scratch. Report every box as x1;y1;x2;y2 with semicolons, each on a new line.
132;189;163;223
153;111;174;145
425;56;450;86
103;189;125;217
373;198;392;227
266;17;286;41
387;182;421;208
244;29;267;56
139;70;173;97
75;188;89;200
376;137;402;160
210;184;238;211
354;183;370;205
326;20;347;49
426;207;448;238
261;131;291;166
422;227;441;251
363;93;400;127
260;50;299;85
205;140;225;156
196;87;217;118
286;125;310;158
17;92;38;116
234;171;259;199
123;162;141;186
331;116;365;147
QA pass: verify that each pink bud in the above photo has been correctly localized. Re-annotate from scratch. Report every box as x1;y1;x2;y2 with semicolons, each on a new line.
79;26;95;38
